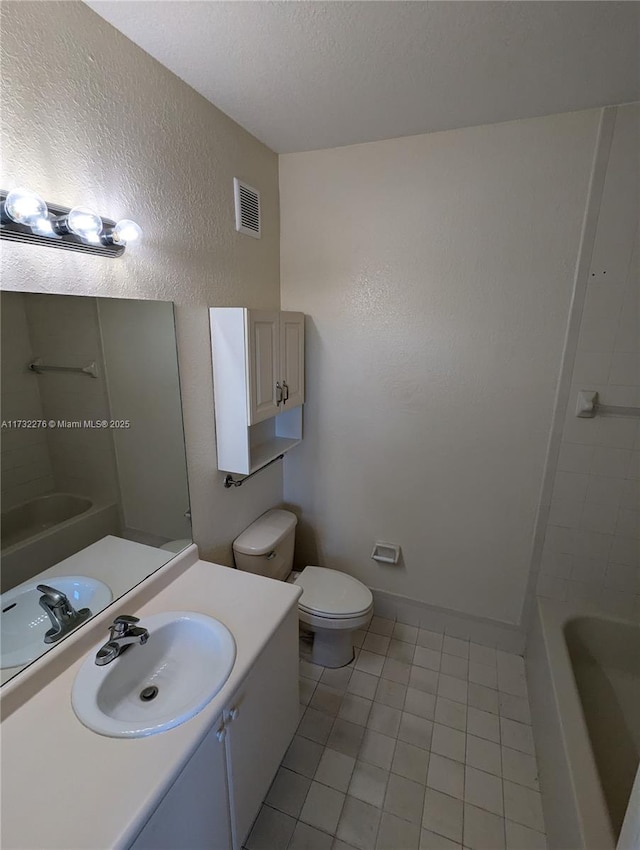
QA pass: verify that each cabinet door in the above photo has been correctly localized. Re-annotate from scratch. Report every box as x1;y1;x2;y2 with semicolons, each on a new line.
224;609;300;850
246;310;281;424
280;312;305;411
128;718;232;850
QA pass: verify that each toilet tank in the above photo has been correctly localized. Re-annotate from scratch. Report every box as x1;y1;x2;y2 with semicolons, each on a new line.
233;509;297;581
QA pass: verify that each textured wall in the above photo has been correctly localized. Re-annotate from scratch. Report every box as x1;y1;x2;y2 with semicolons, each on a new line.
1;1;281;564
280;110;600;625
533;104;640;620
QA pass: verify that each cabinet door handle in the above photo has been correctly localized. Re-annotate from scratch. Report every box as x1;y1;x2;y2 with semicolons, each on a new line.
275;382;283;405
228;706;240;721
216;725;227;742
282;381;289;403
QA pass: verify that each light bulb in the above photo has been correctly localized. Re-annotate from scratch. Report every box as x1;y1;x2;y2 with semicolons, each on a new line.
31;217;55;237
4;188;48;226
67;206;103;240
112;219;142;244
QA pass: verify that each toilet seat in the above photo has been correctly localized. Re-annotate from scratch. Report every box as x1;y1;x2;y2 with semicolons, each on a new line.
295;566;373;619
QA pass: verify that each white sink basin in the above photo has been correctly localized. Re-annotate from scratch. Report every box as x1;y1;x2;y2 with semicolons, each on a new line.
72;611;236;738
1;576;112;669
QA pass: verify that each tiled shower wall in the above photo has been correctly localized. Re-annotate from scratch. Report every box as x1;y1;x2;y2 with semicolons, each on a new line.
535;104;639;620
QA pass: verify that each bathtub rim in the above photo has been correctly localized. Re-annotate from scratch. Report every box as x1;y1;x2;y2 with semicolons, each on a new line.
535;597;636;850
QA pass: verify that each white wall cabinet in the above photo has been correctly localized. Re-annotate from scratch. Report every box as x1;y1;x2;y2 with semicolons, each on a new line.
246;310;281;422
129;610;299;850
279;312;305;411
210;308;305;474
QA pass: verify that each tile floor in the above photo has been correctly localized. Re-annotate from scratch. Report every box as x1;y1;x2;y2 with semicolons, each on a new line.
245;617;547;850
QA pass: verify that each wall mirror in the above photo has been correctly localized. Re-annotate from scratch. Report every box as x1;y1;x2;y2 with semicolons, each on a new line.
0;291;191;684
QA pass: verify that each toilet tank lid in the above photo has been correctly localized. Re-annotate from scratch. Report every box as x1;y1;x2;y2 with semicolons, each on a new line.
232;509;298;556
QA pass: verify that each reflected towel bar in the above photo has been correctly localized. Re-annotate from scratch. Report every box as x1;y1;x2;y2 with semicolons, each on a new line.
223;454;284;488
576;390;640;419
29;359;98;378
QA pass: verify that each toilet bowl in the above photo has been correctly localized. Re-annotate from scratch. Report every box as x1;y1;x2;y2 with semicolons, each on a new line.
233;509;373;667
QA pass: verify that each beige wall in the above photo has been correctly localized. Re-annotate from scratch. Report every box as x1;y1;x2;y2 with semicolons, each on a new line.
280;110;601;625
1;1;281;563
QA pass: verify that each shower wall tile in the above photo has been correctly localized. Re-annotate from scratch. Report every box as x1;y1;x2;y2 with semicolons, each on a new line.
537;236;640;620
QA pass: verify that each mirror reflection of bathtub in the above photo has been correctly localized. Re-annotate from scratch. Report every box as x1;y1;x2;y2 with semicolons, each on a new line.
0;292;192;685
1;493;119;591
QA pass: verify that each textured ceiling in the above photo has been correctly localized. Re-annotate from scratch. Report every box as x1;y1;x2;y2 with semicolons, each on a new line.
86;1;640;153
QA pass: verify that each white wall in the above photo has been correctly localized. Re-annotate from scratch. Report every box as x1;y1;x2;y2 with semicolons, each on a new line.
280;110;600;626
533;104;640;620
0;293;54;509
1;1;282;564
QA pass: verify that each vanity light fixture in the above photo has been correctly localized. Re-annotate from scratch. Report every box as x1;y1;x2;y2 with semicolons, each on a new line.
1;188;142;258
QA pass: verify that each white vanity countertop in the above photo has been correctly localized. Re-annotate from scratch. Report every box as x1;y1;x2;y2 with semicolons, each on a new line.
0;557;302;850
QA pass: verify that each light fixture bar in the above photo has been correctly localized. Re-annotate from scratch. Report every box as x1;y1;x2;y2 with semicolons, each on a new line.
0;191;131;258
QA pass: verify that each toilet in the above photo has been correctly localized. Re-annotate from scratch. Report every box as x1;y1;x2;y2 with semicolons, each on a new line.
233;509;373;667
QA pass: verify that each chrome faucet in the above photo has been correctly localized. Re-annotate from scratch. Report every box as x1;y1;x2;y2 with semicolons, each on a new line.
37;584;92;644
95;615;149;666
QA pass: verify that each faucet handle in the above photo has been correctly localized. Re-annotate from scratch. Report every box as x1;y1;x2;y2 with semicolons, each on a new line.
109;615;140;637
37;584;68;606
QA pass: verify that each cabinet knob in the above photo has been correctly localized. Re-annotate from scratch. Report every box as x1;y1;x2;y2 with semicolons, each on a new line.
282;381;289;403
275;382;283;405
216;726;227;742
229;706;240;721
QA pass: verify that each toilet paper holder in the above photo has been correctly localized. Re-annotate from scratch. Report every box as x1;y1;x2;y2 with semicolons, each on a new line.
371;542;401;565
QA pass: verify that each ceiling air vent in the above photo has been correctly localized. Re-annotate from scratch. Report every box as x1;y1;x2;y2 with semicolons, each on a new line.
233;178;261;239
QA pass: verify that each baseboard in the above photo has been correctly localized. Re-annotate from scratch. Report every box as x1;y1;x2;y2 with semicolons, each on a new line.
370;588;526;655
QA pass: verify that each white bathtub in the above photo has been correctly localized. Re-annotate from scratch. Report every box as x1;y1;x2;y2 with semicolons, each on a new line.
527;598;640;850
1;493;120;591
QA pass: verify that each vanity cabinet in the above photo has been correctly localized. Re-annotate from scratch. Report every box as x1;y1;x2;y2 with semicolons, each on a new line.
223;606;300;847
128;717;231;850
210;308;305;474
129;609;299;850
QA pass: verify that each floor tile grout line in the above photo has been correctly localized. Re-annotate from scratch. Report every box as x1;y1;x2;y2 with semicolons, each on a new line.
295;698;542;808
289;631;542;849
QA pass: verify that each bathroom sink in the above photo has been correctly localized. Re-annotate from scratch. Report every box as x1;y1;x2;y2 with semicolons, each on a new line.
71;611;236;737
0;576;112;669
